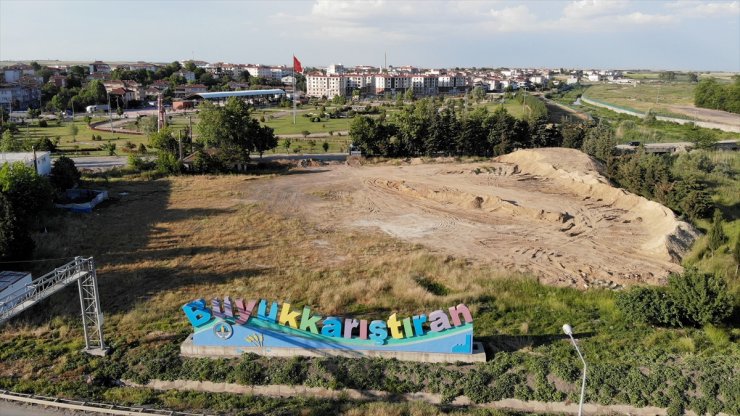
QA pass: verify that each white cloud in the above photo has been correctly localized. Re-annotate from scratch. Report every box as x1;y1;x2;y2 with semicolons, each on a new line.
668;1;740;16
271;0;735;41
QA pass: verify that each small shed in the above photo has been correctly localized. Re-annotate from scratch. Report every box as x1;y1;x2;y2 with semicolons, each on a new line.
0;151;52;175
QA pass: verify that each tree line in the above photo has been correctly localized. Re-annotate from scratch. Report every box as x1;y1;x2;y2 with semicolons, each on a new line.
349;98;563;158
694;76;740;114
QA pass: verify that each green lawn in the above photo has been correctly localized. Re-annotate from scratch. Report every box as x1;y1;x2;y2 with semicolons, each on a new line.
262;112;353;135
16;119;146;156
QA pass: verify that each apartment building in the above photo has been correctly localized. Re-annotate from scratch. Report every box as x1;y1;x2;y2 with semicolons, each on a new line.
306;73;347;99
411;75;439;95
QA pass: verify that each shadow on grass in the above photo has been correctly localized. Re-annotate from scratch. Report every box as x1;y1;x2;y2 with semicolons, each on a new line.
6;178;269;327
479;332;596;355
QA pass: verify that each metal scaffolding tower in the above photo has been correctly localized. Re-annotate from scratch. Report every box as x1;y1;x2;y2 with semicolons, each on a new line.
0;257;107;356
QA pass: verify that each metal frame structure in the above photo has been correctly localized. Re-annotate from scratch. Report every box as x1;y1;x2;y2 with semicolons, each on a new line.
0;257;107;356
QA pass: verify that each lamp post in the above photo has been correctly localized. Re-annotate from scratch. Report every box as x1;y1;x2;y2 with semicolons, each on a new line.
563;324;586;416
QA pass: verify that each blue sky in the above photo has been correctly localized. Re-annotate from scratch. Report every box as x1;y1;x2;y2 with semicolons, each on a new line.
1;0;738;71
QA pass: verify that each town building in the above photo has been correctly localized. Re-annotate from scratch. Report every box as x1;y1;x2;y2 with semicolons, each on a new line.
306;73;347;99
89;61;111;74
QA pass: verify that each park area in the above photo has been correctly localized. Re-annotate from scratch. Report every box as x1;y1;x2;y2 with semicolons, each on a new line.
0;148;737;415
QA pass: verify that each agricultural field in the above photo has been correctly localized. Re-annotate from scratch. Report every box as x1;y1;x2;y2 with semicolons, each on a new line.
584;83;695;117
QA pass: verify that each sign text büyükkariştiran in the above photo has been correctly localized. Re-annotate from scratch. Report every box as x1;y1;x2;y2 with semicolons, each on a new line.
183;298;474;354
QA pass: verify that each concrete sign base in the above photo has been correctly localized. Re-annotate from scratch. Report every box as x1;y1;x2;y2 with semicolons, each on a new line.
180;334;486;363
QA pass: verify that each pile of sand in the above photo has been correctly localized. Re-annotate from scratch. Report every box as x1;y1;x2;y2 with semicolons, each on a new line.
497;148;699;263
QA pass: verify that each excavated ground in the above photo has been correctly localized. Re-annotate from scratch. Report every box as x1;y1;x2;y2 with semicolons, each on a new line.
250;148;698;289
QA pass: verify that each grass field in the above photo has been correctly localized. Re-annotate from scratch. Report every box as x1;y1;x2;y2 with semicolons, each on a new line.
0;168;736;414
262;112;353;135
584;83;695;117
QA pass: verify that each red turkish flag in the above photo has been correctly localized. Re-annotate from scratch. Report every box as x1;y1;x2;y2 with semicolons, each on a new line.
293;55;303;73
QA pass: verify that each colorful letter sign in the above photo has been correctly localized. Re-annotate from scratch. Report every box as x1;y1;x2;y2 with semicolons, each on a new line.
182;298;474;355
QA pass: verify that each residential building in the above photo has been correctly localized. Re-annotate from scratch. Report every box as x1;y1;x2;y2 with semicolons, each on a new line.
89;61;111;74
0;83;41;111
327;64;345;75
306;73;347;99
177;70;196;82
104;80;145;101
245;65;272;80
48;75;67;88
411;75;438;95
2;64;35;83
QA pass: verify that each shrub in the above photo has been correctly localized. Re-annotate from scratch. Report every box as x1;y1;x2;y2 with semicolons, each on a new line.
669;269;733;326
616;286;682;326
156;152;182;175
617;269;733;327
50;156;80;193
38;119;48;128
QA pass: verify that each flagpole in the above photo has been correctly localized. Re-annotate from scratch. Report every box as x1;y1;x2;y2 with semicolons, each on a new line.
293;54;296;125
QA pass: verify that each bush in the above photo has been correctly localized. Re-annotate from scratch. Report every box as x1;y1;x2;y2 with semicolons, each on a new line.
38;119;48;128
669;269;733;326
50;156;80;193
617;269;733;327
156;152;182;174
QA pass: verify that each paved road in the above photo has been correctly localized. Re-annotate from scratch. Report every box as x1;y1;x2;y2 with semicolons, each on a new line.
0;401;85;416
71;156;128;170
69;152;348;171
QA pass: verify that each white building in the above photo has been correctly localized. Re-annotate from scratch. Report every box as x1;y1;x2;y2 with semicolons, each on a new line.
587;74;602;82
245;65;272;80
306;74;347;99
327;64;345;75
0;151;52;176
566;76;580;85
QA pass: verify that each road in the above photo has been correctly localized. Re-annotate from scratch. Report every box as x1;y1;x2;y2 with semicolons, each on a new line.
0;401;85;416
71;156;128;170
70;152;348;170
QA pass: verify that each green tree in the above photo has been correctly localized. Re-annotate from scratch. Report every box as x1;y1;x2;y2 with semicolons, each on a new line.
322;141;329;152
253;125;278;158
68;123;79;142
471;86;486;101
669;268;733;326
301;130;310;139
0;130;20;152
706;209;726;256
404;88;415;102
196;98;268;163
0;162;53;228
0;192;35;261
49;156;80;193
149;127;178;154
282;138;291;151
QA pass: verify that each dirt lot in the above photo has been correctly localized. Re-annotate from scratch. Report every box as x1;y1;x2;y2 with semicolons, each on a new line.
250;149;699;289
667;104;740;127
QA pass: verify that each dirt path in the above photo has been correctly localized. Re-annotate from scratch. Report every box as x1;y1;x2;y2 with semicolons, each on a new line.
667;104;740;127
247;148;697;288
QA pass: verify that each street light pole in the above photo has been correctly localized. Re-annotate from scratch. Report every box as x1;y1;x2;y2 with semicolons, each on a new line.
563;324;586;416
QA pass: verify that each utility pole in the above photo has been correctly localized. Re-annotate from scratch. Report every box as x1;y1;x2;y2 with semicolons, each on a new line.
32;145;38;174
107;93;113;134
178;130;183;160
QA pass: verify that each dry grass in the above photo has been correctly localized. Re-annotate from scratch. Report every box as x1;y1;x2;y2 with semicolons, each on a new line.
13;175;513;344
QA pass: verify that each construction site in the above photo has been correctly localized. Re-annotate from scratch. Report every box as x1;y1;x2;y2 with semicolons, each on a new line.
253;148;698;289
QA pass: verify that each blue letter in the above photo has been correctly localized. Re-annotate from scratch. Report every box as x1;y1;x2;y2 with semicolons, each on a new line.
182;299;212;327
321;317;342;337
369;320;388;345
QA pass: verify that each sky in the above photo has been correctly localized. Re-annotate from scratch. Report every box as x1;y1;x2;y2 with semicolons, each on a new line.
1;0;739;71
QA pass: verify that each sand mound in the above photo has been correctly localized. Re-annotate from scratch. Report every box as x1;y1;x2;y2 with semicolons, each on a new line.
497;148;699;262
249;148;699;288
